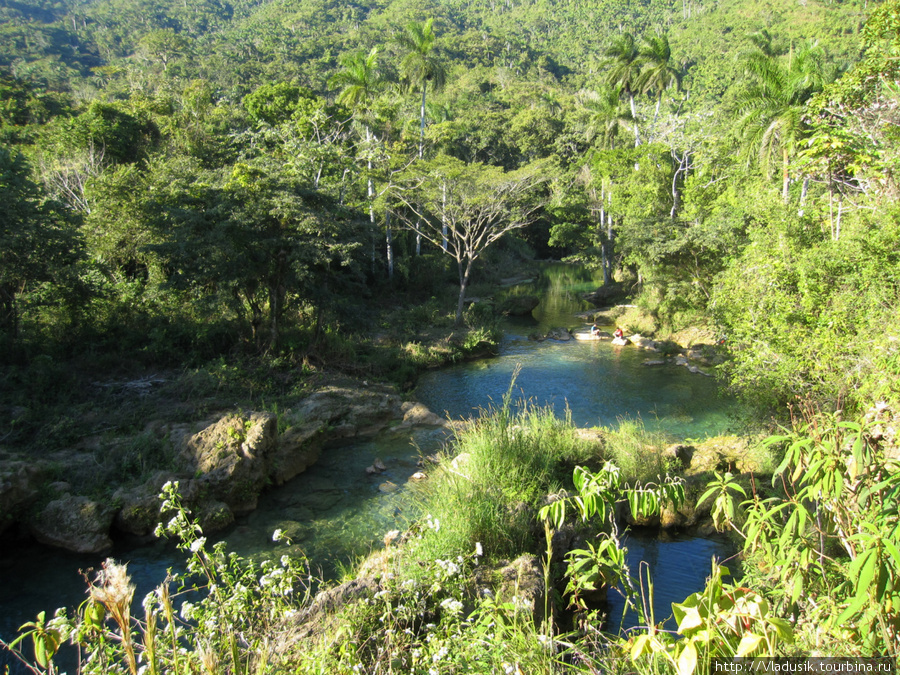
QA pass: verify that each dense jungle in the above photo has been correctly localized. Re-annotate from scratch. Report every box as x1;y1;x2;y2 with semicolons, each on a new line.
2;0;900;669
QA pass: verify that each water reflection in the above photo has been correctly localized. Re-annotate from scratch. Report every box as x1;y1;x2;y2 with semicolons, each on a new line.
607;530;738;634
418;262;738;439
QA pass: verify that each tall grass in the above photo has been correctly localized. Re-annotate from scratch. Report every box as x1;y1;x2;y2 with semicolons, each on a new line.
602;418;674;485
407;371;596;566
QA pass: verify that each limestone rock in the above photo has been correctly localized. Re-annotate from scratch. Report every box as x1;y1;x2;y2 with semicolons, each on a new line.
399;401;447;428
663;444;695;470
685;344;726;366
545;327;572;341
0;458;44;536
582;283;627;306
497;554;548;622
289;386;403;440
628;334;659;351
112;471;180;537
685;436;762;475
30;495;115;553
272;427;321;485
179;412;278;515
279;577;383;646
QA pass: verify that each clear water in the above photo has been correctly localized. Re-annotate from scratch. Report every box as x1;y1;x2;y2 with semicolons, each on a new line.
1;263;739;659
417;263;738;440
608;530;737;634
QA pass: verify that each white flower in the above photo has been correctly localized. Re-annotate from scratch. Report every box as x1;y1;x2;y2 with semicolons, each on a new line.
272;528;284;542
189;537;206;553
179;601;194;621
440;597;464;615
431;645;448;663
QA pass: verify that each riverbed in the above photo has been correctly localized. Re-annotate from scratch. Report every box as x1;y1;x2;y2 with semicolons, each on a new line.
1;263;737;660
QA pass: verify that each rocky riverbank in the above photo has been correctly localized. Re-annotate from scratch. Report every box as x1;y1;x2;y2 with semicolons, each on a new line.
0;377;450;554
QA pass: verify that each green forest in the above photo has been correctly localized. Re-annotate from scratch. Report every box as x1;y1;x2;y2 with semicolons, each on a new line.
3;0;900;669
3;0;898;414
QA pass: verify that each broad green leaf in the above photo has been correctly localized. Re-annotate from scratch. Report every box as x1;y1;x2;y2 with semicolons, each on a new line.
630;633;653;659
674;603;704;633
768;617;794;642
790;574;804;605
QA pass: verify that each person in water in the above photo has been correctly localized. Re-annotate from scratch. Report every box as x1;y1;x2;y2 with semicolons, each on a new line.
613;327;624;339
590;324;601;337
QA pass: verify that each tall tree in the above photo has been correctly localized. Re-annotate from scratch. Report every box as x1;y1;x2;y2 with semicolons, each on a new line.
578;86;634;149
396;18;446;161
397;18;446;257
636;32;680;135
0;148;84;342
395;156;547;324
146;158;362;353
733;41;831;202
329;48;385;271
604;32;643;147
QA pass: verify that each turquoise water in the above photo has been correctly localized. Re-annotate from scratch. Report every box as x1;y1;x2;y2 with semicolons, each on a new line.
1;263;739;660
417;263;737;441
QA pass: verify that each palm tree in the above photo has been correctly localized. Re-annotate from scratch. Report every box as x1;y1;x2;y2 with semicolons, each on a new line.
734;41;830;201
604;32;643;146
329;48;385;270
578;86;634;149
397;18;446;256
636;32;681;134
329;47;382;119
396;18;446;161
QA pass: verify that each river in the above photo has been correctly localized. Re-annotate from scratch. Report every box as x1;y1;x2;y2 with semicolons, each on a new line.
1;263;737;660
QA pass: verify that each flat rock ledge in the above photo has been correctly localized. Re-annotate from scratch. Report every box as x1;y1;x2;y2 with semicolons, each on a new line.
1;382;449;554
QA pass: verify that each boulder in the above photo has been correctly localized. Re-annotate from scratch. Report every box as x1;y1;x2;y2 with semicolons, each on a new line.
288;386;403;440
591;305;631;324
279;577;383;646
399;401;447;428
628;334;659;351
663;444;695;470
112;471;180;537
582;283;627;306
684;436;762;475
30;495;115;554
545;327;572;341
685;345;726;366
497;554;548;622
0;458;44;536
179;412;278;515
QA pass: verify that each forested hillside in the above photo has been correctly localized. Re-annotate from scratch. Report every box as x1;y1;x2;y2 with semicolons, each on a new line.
2;0;898;416
4;0;900;668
